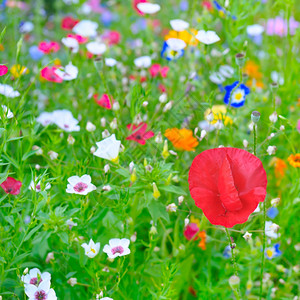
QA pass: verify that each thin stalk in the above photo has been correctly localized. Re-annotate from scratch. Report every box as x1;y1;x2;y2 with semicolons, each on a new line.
253;124;257;156
259;201;267;300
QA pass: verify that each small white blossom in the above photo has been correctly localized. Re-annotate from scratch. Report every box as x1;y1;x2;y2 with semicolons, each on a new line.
103;238;131;259
81;239;100;258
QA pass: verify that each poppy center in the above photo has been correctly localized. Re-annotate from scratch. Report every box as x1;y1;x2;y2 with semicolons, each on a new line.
73;182;88;192
111;245;124;255
135;134;142;140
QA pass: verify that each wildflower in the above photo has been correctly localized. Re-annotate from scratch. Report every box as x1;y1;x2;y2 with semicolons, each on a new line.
67;135;75;145
188;148;267;227
265;243;282;259
126;123;154;145
204;105;233;126
229;275;240;290
166;203;177;212
81;239;100;258
161;40;185;61
52;110;80;132
72;20;98;37
102;30;121;46
21;268;51;286
224;81;250;108
103;238;131;259
0;177;22;195
61;16;79;30
243;231;252;241
0;65;8;76
266;16;299;37
86;41;107;55
195;30;220;45
267;146;277;155
271;197;280;206
10;64;29;78
269;112;278;123
67;33;88;44
149;64;169;78
130;168;137;183
48;151;58;160
134;56;152;68
247;24;264;44
102;185;112;191
184;223;199;240
170;19;189;31
152;182;160;199
94;94;113;109
38;41;60;54
287;153;300;168
54;62;78;81
0;84;20;98
29;46;44;60
67;277;77;287
40;67;63;83
164;29;199;46
267;207;279;219
223;245;232;258
105;58;118;67
86;121;96;132
93;134;121;162
66;175;96;195
29;180;51;193
165;128;198;151
251;111;261;123
178;196;184;205
136;2;161;14
265;221;279;239
25;281;57;300
66;219;77;229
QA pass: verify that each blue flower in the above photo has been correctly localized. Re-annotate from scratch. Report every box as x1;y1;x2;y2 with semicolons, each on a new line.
224;81;250;108
223;245;231;258
213;1;236;20
265;243;282;259
29;46;44;61
267;207;279;219
161;41;184;61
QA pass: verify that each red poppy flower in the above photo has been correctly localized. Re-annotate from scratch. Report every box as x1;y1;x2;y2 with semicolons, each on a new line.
0;65;8;76
67;34;88;44
132;0;148;15
1;177;22;195
184;223;199;240
61;16;79;30
188;148;267;228
126;123;154;145
40;66;63;83
93;94;113;109
38;41;60;54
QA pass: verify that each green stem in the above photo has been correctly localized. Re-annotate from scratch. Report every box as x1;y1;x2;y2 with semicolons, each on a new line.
253;124;257;156
259;201;267;300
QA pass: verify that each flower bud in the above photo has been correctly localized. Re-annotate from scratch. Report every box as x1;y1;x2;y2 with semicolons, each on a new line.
67;277;77;287
104;164;110;173
162;140;169;159
166;203;177;212
86;121;96;132
229;275;240;290
152;182;160;199
178;196;184;205
67;134;75;145
235;53;245;67
130;168;137;183
251;111;260;123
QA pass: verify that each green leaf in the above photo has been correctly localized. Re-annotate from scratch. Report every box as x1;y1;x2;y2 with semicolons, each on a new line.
4;215;14;227
22;150;38;161
159;185;187;196
147;200;169;223
24;223;43;242
58;232;69;244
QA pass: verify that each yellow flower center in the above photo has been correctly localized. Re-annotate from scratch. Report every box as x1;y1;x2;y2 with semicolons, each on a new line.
90;248;96;253
235;92;243;100
111;156;119;163
266;249;273;258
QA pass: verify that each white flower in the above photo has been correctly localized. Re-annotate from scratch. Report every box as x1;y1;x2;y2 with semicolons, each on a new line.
243;231;252;241
21;268;51;287
105;58;118;67
103;238;130;259
67;277;77;287
54;62;78;81
93;134;121;162
100;298;114;300
86;41;107;55
247;24;264;36
86;121;96;132
66;219;78;229
29;180;51;193
62;37;79;53
36;112;54;126
72;20;98;37
25;281;57;300
269;112;278;123
178;196;184;205
66;175;96;195
102;185;112;191
219;65;234;78
265;221;278;239
48;151;58;160
1;105;14;119
0;84;20;98
134;56;152;68
267;145;277;155
271;71;284;85
209;72;225;84
19;21;34;33
81;239;100;258
166;203;177;212
243;139;249;148
52;110;80;132
136;2;161;14
195;30;220;45
170;19;189;31
166;38;186;51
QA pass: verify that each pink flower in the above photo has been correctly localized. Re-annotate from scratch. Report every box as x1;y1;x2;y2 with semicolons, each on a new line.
297;120;300;133
38;41;60;54
1;177;22;195
184;223;199;240
94;94;113;109
266;16;299;36
0;65;8;76
149;64;169;78
133;0;148;15
102;31;121;46
126;123;154;145
41;67;63;83
67;34;88;44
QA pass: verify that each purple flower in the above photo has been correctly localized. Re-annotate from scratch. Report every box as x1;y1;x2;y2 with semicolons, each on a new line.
266;16;299;36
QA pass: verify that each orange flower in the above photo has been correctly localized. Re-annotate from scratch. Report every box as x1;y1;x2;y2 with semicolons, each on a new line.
165;128;198;151
287;154;300;168
269;157;287;178
164;29;199;46
198;231;206;250
244;61;262;80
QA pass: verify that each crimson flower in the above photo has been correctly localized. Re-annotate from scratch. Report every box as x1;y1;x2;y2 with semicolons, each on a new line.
132;0;148;15
93;94;113;109
188;148;267;228
61;16;79;30
149;64;169;78
0;65;8;76
38;41;60;54
67;34;88;44
126;123;154;145
102;31;121;46
1;177;22;195
41;67;63;83
184;223;199;240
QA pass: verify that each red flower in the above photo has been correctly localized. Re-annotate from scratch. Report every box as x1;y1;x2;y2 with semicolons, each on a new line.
41;66;63;83
102;31;121;46
67;34;88;44
0;65;8;76
94;94;113;109
184;223;199;240
132;0;148;15
158;83;166;93
149;64;169;78
61;16;79;30
188;148;267;228
126;123;154;145
1;177;22;195
38;41;60;54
